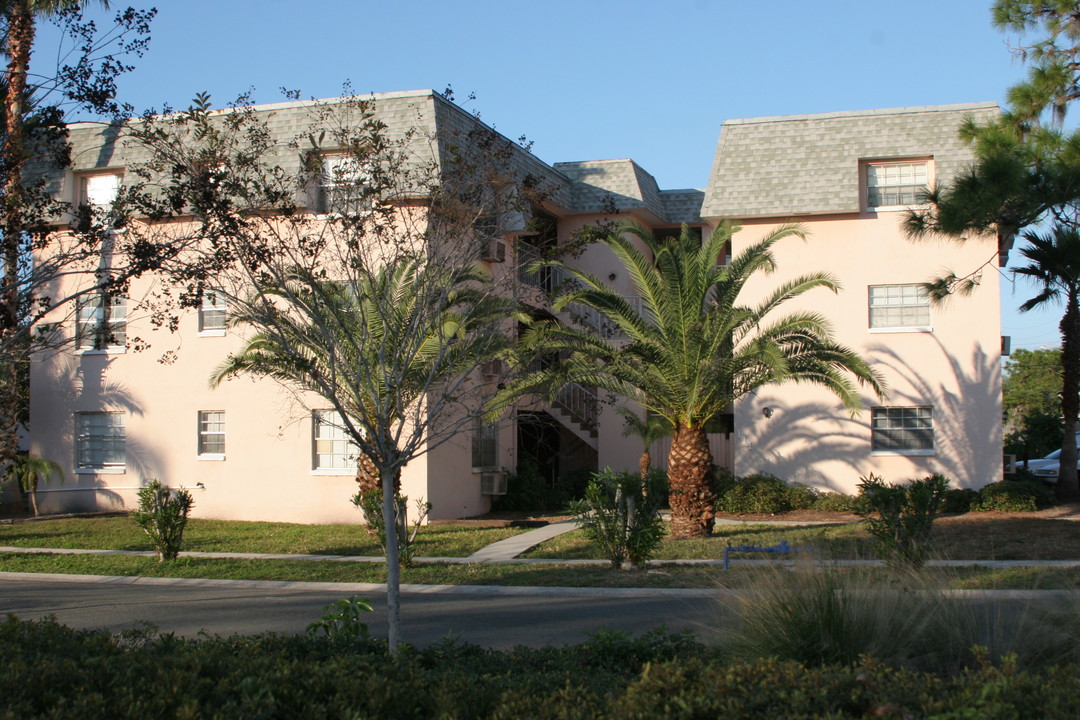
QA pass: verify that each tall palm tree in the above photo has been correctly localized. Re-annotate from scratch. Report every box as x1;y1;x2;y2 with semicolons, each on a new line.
503;221;883;538
1013;225;1080;499
210;259;515;652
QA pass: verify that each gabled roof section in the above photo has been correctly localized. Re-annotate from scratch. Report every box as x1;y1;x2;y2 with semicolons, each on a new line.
701;102;1000;220
554;159;669;220
46;90;575;208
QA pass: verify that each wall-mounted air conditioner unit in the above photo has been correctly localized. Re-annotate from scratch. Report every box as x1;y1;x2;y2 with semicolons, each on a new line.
480;239;506;263
480;472;508;495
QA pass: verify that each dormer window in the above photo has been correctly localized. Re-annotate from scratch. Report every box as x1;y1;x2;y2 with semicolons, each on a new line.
81;172;122;207
317;154;365;214
865;160;929;209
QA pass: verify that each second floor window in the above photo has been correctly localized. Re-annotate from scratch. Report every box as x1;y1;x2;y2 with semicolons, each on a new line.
869;284;931;330
199;291;227;333
76;292;126;351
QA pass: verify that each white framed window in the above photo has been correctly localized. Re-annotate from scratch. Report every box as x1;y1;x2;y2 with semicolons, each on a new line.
75;292;126;351
80;172;121;207
471;418;498;470
317;153;366;214
866;161;928;209
871;406;934;455
313;409;361;473
869;284;931;331
75;412;125;472
198;290;227;335
197;410;226;458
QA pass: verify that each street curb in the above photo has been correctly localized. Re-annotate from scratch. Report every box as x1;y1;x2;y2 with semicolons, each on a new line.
0;571;724;598
4;571;1079;601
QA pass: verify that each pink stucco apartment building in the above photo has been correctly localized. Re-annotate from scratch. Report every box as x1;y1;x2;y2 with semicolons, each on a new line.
23;91;1005;522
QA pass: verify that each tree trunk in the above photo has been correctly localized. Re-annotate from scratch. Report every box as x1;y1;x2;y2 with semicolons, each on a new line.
639;449;650;480
0;2;34;480
355;451;380;494
1058;292;1080;500
381;463;402;653
666;423;715;538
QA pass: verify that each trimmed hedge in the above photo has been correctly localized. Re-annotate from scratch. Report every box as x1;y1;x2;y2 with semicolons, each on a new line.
974;479;1057;512
6;616;1080;718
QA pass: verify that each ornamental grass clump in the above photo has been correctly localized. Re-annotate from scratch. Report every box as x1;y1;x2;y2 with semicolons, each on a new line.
569;468;665;569
131;479;194;562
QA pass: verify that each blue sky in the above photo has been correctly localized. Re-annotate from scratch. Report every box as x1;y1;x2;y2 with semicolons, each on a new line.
32;0;1063;351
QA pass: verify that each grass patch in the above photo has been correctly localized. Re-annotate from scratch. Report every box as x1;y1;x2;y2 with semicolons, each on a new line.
0;517;524;557
525;517;1080;561
4;551;1080;590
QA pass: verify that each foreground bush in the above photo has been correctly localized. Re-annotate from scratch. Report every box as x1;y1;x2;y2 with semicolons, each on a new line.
720;562;1079;673
5;616;1080;719
974;479;1057;512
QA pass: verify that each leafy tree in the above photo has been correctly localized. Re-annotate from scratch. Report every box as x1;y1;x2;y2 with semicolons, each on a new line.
498;221;883;538
124;92;533;652
1011;227;1080;491
1003;347;1064;461
0;4;153;483
905;3;1080;499
992;0;1080;127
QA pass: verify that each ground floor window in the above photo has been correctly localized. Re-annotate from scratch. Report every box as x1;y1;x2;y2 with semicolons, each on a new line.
472;418;498;469
75;412;125;470
871;406;933;454
313;409;360;472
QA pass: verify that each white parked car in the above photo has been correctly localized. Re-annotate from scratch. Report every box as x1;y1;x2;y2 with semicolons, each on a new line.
1025;439;1080;483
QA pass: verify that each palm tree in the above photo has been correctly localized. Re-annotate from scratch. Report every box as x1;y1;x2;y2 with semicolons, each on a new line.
503;221;883;538
210;259;515;652
616;406;672;480
1012;225;1080;499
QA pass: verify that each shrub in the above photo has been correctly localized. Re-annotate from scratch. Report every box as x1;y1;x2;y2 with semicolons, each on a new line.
812;491;856;512
306;596;372;641
491;459;589;512
856;473;948;569
568;468;665;569
131;479;194;562
718;473;791;514
785;483;819;510
941;487;979;514
973;479;1056;512
351;489;430;567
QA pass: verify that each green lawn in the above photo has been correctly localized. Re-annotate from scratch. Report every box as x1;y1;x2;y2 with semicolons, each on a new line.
0;516;524;557
524;516;1080;562
2;550;1080;590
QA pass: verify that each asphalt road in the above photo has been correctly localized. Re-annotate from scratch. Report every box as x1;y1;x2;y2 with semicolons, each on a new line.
0;575;732;648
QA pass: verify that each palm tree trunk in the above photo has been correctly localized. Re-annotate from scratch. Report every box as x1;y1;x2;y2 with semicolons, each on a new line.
1058;292;1080;500
639;449;650;480
381;463;402;653
667;423;716;538
3;0;32;333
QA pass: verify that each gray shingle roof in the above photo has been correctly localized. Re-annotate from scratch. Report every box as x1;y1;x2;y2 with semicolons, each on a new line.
700;102;1000;219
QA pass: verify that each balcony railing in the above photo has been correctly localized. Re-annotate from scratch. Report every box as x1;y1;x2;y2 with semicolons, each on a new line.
555;382;599;431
